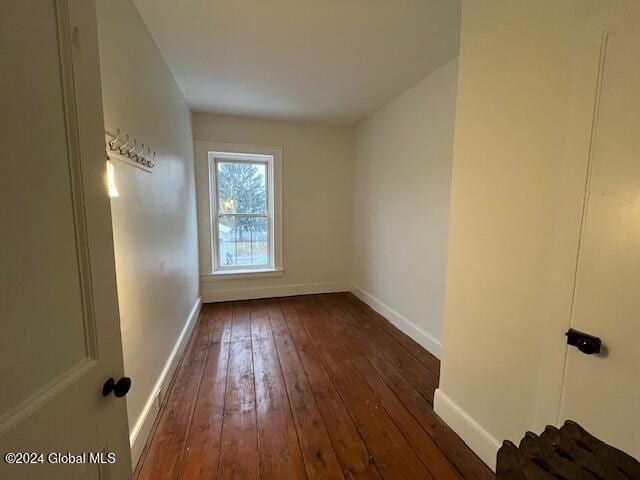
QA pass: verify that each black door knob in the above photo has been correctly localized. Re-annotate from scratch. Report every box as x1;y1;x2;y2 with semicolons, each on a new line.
576;338;600;355
566;329;602;355
103;377;132;398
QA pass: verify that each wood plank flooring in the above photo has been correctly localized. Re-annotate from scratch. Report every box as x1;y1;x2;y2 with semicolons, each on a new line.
135;293;494;480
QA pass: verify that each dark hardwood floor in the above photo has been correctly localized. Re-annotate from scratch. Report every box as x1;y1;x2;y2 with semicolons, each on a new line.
135;293;494;480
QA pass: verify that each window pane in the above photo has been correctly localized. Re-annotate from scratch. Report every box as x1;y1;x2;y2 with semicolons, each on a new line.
218;216;236;266
218;188;234;213
251;217;269;265
235;216;252;265
218;215;269;268
249;188;266;214
250;163;266;213
217;161;266;214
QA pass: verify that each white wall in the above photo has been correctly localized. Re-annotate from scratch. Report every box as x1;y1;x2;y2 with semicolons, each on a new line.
350;59;459;358
96;0;200;464
434;0;626;470
192;113;353;301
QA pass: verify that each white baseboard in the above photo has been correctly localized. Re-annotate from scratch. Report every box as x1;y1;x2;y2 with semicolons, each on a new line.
129;297;202;467
201;281;347;303
434;389;501;471
350;285;442;359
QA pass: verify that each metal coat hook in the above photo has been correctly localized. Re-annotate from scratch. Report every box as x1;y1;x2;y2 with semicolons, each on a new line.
126;139;138;158
105;129;155;171
143;147;153;168
118;134;131;155
144;151;153;168
108;128;123;151
132;142;145;162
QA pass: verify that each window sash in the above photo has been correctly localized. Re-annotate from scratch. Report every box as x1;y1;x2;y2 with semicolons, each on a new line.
215;158;268;215
211;156;274;272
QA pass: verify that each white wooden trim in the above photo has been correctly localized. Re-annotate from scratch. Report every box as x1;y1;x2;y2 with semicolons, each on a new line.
350;284;442;358
201;268;285;281
434;389;501;472
201;281;346;303
195;140;283;278
0;360;97;435
129;297;202;468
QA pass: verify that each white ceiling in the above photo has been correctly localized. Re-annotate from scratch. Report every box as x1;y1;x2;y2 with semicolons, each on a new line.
132;0;460;125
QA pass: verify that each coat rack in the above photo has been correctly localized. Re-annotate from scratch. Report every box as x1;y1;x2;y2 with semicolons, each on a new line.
105;129;156;172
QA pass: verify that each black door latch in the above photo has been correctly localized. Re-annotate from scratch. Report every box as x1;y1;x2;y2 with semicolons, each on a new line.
103;377;132;398
566;328;602;355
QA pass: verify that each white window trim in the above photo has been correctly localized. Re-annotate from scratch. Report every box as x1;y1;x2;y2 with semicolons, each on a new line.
195;141;283;280
210;153;273;273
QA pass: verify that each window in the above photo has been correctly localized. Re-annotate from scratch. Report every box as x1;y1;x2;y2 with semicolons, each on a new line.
205;147;282;276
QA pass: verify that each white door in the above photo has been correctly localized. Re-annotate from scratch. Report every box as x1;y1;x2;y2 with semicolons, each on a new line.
559;7;640;460
0;1;132;479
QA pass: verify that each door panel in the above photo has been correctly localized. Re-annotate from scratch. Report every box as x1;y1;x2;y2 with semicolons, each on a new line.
560;13;640;460
0;1;131;478
1;0;95;421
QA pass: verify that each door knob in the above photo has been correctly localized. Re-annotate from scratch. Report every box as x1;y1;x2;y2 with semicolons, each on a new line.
566;329;602;355
102;377;132;398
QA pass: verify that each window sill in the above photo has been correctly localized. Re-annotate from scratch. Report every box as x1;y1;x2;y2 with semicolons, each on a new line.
201;268;284;281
